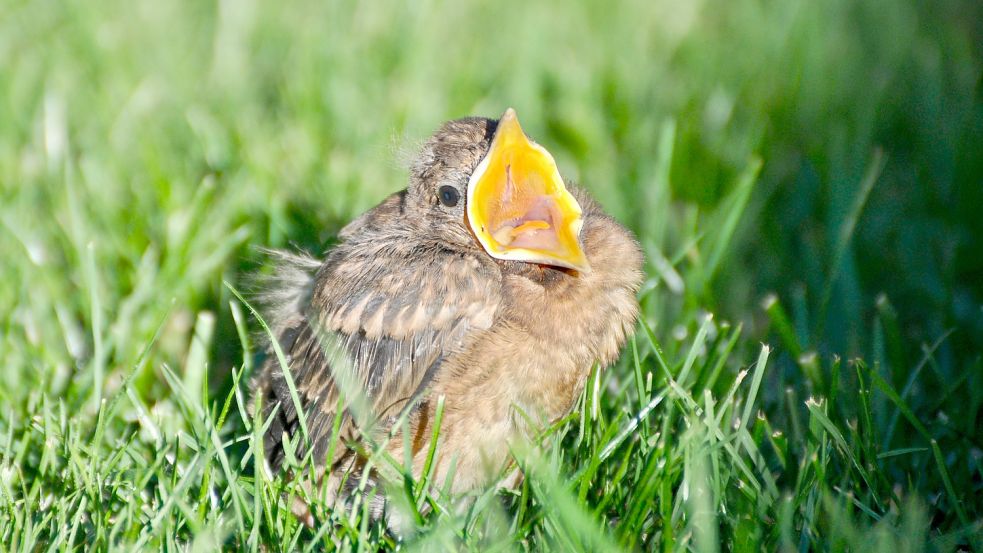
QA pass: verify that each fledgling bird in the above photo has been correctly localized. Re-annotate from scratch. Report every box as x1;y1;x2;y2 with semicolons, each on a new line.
251;109;643;525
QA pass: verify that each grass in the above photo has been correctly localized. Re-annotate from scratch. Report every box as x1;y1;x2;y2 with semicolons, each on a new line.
1;0;982;550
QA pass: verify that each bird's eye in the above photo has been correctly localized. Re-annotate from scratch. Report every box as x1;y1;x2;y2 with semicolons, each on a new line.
438;185;460;207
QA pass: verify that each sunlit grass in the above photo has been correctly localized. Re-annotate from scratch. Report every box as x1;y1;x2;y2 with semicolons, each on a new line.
1;0;980;550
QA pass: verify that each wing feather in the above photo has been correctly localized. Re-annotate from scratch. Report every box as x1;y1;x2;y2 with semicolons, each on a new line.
253;196;501;471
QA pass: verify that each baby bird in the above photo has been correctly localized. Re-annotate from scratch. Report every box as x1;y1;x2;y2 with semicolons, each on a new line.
251;109;643;525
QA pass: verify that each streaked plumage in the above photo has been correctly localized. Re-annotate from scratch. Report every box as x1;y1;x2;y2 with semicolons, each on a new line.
251;113;643;525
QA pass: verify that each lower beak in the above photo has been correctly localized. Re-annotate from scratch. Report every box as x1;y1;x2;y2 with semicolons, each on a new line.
466;109;590;273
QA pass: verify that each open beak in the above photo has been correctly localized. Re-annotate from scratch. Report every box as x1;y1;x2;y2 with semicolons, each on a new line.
466;108;590;273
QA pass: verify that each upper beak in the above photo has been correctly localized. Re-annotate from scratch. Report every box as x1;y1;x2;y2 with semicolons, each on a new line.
466;108;590;273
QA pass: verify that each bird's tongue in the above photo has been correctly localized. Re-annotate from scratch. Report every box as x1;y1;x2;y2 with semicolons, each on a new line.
489;195;561;252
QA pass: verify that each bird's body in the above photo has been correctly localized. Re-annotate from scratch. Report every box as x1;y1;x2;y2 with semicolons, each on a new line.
251;113;642;523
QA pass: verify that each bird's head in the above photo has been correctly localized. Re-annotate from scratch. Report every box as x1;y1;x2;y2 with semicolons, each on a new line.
408;109;590;273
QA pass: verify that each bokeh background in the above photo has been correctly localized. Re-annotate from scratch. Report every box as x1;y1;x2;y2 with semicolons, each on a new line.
1;0;981;548
4;0;980;369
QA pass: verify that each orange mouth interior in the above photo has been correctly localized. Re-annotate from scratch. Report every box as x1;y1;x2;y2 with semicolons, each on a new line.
466;109;589;272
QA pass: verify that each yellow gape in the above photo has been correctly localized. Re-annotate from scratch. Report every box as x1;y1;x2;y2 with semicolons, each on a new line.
466;108;590;273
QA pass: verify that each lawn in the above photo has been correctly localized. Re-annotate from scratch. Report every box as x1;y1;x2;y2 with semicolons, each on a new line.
1;0;981;550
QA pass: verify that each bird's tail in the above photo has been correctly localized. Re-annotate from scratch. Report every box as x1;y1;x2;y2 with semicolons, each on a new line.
246;248;321;472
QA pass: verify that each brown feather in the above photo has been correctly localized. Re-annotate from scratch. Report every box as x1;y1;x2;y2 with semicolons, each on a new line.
250;115;642;526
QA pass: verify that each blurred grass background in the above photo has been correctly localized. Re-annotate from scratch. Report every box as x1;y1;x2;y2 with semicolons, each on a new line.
1;0;981;549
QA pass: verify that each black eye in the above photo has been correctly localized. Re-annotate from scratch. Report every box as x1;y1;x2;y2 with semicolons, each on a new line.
438;185;460;207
